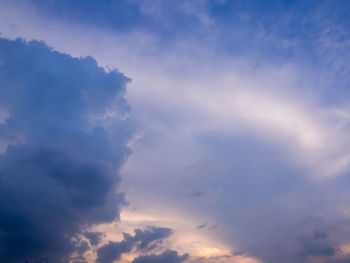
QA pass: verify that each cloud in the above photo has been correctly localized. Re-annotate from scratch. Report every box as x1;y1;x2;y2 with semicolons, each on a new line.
2;1;350;263
196;223;207;230
131;250;189;263
85;232;103;246
133;226;172;251
96;226;172;263
298;230;337;258
96;239;134;263
300;245;335;257
0;37;134;262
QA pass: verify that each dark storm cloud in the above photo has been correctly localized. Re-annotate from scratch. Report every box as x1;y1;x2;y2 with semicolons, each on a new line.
300;245;335;257
96;226;172;263
131;250;189;263
0;38;134;262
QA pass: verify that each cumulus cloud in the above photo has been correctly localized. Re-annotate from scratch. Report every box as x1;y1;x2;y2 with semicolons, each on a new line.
96;226;172;263
0;38;134;262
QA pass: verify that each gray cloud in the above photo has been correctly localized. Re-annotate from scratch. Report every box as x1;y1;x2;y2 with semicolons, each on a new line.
96;238;134;263
131;250;189;263
0;38;134;262
196;223;207;230
298;230;337;258
96;226;172;263
85;232;103;246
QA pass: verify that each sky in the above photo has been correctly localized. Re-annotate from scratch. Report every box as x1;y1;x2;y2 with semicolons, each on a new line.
1;0;350;263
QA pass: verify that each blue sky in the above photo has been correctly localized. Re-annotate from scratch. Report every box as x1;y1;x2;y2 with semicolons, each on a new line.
1;1;350;263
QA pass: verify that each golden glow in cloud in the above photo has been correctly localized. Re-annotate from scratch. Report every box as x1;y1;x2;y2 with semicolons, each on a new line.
84;207;261;263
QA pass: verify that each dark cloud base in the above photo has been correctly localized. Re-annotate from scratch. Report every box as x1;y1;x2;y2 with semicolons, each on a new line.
96;226;172;263
0;38;133;262
131;250;189;263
